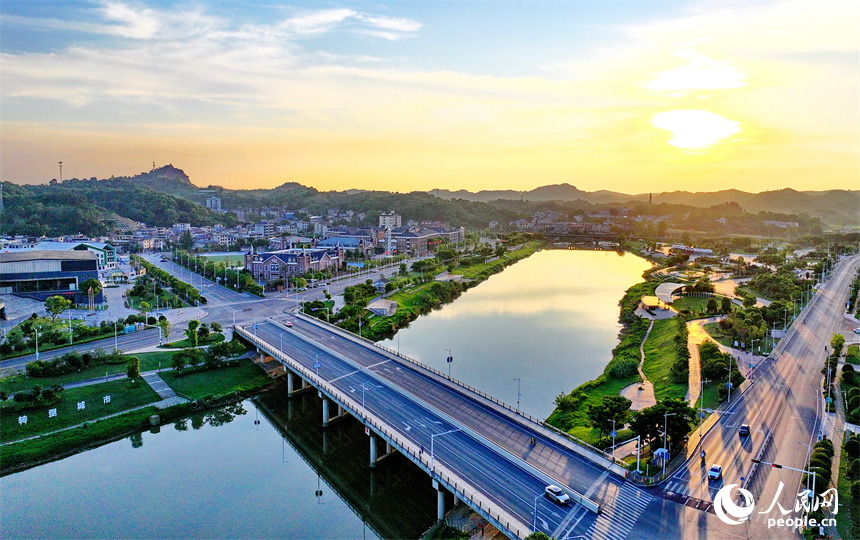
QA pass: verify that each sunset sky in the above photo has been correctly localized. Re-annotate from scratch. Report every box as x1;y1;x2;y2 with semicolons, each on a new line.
1;1;858;194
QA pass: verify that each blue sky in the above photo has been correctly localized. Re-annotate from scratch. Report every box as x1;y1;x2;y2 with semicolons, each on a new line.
1;1;857;193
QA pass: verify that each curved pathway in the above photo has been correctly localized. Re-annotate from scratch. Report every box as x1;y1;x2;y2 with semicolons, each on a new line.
619;319;656;411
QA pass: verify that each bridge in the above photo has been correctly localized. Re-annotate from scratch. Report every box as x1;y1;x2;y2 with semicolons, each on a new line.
234;316;655;539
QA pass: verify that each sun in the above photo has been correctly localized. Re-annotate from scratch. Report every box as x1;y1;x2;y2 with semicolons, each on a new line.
651;110;741;149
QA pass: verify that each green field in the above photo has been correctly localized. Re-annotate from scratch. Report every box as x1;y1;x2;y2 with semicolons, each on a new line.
1;351;178;394
0;380;162;444
199;254;245;267
642;319;688;401
161;359;270;400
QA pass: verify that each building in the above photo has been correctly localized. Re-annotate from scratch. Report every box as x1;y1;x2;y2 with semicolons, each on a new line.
205;196;222;211
379;211;402;229
390;227;463;257
31;241;117;270
244;247;345;285
367;299;397;317
0;250;103;303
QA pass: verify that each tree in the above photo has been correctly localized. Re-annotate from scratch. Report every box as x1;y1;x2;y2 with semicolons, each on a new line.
185;320;200;347
706;298;718;314
157;318;174;343
139;301;150;320
197;323;209;340
79;278;101;296
587;395;632;440
178;230;194;251
630;398;695;453
126;356;141;381
720;296;732;314
44;295;72;321
210;322;222;334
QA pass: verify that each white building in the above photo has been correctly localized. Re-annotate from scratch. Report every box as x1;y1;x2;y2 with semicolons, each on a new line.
379;211;402;230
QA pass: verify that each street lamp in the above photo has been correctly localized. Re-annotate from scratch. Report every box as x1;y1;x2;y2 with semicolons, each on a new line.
430;427;461;475
445;349;453;377
514;378;521;411
533;492;543;533
662;412;677;476
34;326;41;360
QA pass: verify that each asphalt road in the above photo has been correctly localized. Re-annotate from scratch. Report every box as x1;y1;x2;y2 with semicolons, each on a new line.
246;316;763;539
665;254;859;536
0;328;162;372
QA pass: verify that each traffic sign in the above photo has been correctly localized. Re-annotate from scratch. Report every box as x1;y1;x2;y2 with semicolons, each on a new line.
313;362;321;369
610;430;617;438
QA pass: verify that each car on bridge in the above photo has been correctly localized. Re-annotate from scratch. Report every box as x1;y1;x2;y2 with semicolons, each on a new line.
739;424;750;436
285;321;293;327
708;465;723;481
545;485;571;505
854;328;860;334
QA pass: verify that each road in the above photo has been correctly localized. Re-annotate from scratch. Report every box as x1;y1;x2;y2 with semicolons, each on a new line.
0;328;162;372
247;315;765;539
663;254;859;536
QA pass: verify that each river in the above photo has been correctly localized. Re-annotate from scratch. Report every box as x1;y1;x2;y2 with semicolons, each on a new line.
0;249;650;539
382;249;651;417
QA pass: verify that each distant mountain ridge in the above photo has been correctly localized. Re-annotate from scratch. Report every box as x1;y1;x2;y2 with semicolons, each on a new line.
430;183;858;223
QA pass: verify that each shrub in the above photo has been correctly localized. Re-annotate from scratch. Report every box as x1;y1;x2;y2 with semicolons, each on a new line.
845;363;856;373
607;358;638;379
845;438;860;460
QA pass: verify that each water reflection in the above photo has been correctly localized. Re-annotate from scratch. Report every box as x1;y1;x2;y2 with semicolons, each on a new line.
383;249;651;417
0;394;437;540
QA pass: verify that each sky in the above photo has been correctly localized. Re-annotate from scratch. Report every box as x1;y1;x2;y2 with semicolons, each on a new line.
1;1;858;194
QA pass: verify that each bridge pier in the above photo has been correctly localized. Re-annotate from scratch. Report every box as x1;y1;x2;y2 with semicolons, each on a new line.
286;372;295;395
322;398;330;427
433;480;445;523
369;435;378;467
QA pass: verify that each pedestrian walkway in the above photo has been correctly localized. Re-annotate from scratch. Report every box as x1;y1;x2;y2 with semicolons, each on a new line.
141;372;180;401
619;320;656;411
582;482;650;540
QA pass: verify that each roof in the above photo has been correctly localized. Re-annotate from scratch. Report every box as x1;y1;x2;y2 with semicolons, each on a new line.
33;241;115;251
655;282;685;304
0;250;98;263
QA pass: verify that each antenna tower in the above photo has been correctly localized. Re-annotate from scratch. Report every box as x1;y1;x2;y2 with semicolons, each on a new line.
58;161;63;182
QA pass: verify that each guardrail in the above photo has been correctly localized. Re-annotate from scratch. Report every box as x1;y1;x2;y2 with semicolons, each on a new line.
236;325;532;539
297;313;628;476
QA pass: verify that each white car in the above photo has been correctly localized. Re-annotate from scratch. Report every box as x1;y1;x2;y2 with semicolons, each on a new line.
708;465;723;481
544;485;571;505
853;328;860;334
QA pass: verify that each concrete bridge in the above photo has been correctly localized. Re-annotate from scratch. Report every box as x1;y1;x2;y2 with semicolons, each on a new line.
235;315;650;540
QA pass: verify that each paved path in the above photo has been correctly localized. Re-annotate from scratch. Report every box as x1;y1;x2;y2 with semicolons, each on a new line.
685;317;721;406
141;372;179;400
619;320;656;411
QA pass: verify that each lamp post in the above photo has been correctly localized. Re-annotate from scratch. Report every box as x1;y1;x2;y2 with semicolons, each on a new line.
113;320;118;352
34;326;40;360
698;378;711;437
663;412;677;476
533;492;543;533
727;356;734;403
514;377;521;411
430;428;461;475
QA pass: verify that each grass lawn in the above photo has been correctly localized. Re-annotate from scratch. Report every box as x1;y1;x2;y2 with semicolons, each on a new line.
0;379;162;444
161;359;270;400
847;344;859;365
642;319;688;401
671;297;714;318
703;322;735;349
161;333;225;349
549;375;640;446
199;254;245;266
837;436;860;540
452;243;539;280
0;351;178;394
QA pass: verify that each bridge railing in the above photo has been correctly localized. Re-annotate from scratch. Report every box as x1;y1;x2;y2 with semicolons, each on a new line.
296;313;630;475
237;325;532;539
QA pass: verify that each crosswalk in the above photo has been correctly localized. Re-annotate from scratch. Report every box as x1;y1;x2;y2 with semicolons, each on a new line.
582;483;652;540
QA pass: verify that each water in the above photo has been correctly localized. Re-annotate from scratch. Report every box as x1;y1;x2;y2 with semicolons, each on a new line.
1;249;649;539
382;249;651;418
0;394;436;540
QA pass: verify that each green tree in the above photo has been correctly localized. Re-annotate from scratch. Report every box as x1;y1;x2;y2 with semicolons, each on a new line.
126;356;141;381
706;298;718;314
139;301;150;320
157;318;174;343
720;296;732;314
587;395;632;440
178;230;194;251
831;333;845;358
79;278;101;296
630;398;695;453
197;323;210;340
185;320;200;347
44;295;72;321
210;322;222;334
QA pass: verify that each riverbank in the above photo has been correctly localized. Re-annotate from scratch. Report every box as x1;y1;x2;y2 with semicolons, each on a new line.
0;352;275;475
337;242;542;342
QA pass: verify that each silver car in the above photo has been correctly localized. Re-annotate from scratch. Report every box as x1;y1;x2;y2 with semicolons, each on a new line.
545;485;571;505
708;465;723;481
